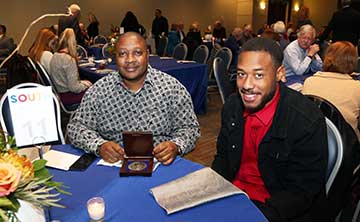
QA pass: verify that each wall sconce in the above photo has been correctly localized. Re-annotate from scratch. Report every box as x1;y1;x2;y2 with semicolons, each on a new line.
294;3;300;12
259;1;266;10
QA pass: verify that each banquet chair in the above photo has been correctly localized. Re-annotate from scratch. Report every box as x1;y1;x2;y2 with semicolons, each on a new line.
157;36;168;57
35;62;78;114
0;82;65;146
93;35;108;45
76;45;88;59
213;57;232;104
102;43;116;60
215;47;232;71
192;45;209;64
357;57;360;73
172;43;188;60
306;95;360;221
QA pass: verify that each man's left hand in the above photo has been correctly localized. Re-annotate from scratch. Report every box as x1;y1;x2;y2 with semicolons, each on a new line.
153;141;178;165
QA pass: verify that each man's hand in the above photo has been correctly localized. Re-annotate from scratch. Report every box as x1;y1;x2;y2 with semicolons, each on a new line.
99;141;125;163
308;44;320;57
153;141;179;165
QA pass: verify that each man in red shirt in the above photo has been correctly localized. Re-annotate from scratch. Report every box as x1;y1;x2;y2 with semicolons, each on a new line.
212;37;328;221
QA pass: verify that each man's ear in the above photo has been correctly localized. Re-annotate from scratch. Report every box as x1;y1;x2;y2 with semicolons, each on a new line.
276;65;286;83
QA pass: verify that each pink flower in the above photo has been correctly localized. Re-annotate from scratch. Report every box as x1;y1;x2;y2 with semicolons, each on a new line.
0;163;22;197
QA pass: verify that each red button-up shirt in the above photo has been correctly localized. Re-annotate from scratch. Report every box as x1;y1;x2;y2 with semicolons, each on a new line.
233;84;280;203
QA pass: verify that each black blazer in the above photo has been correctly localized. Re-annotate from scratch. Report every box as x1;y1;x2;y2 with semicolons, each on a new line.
212;83;328;222
320;6;360;46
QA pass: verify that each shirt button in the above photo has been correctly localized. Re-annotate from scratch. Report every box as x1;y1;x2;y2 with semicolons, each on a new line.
232;145;236;149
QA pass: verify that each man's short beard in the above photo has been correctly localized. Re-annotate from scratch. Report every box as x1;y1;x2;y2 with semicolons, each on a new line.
243;83;277;113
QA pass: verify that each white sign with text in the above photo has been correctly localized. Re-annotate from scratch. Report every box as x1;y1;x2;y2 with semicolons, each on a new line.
7;86;58;147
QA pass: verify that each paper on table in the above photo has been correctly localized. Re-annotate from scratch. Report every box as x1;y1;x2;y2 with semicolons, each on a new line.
79;62;95;67
43;150;80;171
177;60;196;64
160;57;173;59
97;158;161;171
288;82;303;92
150;167;246;214
95;69;114;74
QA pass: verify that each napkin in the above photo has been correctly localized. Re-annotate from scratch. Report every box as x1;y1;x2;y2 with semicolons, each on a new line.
79;62;95;67
97;158;161;171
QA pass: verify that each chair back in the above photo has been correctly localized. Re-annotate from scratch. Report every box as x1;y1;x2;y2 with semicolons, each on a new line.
76;45;88;59
193;45;209;64
213;57;232;104
306;94;359;220
325;117;343;194
0;83;65;146
206;43;222;80
102;43;116;60
93;35;107;45
157;36;168;57
214;47;233;70
172;43;188;60
35;62;77;114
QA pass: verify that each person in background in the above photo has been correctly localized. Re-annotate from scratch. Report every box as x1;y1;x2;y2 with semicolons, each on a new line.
28;28;58;72
67;32;200;165
224;27;242;67
303;41;360;139
121;11;141;33
296;5;313;30
79;23;90;45
319;0;360;47
151;9;169;55
239;24;254;46
87;13;99;40
183;22;202;60
0;24;16;58
272;21;289;50
177;23;185;42
212;37;328;221
283;24;322;77
58;3;85;46
167;24;180;56
50;28;92;107
212;20;226;43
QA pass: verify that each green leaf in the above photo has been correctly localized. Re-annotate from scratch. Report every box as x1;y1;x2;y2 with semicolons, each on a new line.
32;159;47;171
34;167;51;180
0;196;19;211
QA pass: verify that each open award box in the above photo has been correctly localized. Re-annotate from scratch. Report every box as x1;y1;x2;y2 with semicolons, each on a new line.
120;131;154;176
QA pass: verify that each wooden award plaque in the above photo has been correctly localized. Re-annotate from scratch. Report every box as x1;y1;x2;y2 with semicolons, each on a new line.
120;131;154;177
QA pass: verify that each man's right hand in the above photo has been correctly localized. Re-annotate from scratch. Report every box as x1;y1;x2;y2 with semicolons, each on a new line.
308;44;320;57
99;141;125;163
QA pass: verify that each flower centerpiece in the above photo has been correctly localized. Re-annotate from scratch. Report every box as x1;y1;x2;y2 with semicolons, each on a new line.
0;135;68;222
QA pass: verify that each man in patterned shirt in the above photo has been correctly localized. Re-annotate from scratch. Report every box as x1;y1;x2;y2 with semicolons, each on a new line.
67;32;200;165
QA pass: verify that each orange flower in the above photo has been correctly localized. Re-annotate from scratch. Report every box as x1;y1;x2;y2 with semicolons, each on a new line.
0;163;21;197
0;150;34;180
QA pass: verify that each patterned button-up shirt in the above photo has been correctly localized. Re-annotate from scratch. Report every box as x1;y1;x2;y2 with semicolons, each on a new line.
67;65;200;155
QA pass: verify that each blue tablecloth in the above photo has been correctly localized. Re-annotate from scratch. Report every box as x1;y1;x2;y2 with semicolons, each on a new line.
79;56;208;114
48;145;267;222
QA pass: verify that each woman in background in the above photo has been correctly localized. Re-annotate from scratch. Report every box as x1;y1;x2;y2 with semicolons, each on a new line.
87;13;99;40
28;28;58;72
166;24;180;56
50;28;92;107
302;41;360;139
